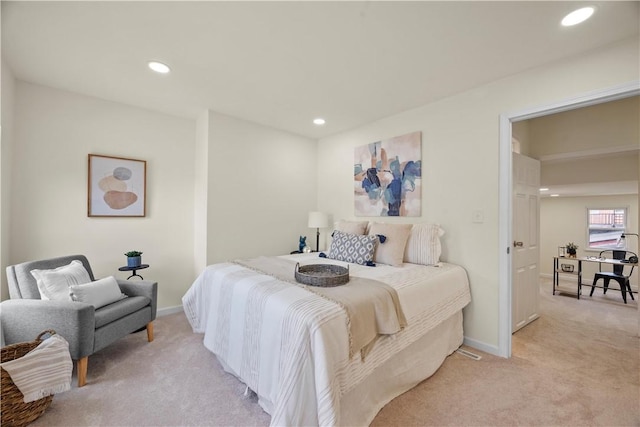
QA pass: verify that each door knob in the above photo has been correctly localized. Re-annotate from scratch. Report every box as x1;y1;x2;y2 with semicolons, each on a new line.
513;241;524;247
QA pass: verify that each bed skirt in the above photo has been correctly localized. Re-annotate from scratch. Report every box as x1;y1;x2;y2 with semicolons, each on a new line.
340;310;463;426
218;310;463;426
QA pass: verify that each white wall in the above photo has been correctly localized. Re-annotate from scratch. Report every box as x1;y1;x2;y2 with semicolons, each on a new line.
8;82;196;309
317;37;640;352
206;111;318;263
3;82;319;310
541;194;639;289
528;96;639;157
542;154;638;187
193;110;210;276
1;57;16;300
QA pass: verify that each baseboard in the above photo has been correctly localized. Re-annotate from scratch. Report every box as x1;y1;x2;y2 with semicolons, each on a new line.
462;336;500;357
541;272;595;286
158;305;184;317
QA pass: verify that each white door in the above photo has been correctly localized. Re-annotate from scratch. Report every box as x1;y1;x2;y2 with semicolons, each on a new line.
512;152;540;333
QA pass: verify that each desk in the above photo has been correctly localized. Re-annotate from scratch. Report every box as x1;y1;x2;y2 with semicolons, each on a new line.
553;256;581;298
118;264;149;280
553;256;637;300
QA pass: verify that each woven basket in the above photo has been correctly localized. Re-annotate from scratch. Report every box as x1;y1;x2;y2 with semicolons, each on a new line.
561;264;574;273
1;330;56;427
295;263;349;287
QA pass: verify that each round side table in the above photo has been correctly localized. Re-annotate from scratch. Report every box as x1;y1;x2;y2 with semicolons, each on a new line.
118;264;149;280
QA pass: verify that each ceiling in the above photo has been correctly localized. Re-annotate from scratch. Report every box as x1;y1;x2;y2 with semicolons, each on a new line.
2;1;639;139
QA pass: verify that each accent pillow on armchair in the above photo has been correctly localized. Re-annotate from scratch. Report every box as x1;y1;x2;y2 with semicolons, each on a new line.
30;260;92;301
2;254;157;387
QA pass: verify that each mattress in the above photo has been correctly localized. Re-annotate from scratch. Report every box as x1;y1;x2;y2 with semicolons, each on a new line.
182;253;470;426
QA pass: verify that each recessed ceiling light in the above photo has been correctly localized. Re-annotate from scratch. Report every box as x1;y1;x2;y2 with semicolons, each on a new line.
148;61;170;74
539;187;549;192
550;194;560;197
313;118;326;125
561;7;595;26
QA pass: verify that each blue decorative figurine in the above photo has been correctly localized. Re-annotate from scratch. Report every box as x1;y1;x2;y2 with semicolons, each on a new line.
299;236;307;253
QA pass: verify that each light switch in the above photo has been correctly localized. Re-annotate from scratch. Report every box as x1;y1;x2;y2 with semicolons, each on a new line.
472;210;484;223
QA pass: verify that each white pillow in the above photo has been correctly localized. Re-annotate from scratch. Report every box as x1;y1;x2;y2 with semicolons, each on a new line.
368;222;412;266
69;276;127;309
334;220;369;235
404;223;444;265
31;260;92;301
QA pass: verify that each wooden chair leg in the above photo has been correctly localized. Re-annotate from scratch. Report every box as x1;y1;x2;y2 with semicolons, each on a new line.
77;356;88;387
146;322;154;342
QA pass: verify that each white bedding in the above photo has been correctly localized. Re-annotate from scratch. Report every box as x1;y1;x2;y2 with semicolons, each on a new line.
182;253;470;426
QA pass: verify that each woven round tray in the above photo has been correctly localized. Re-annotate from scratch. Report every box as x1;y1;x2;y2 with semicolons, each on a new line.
1;330;56;427
295;263;349;287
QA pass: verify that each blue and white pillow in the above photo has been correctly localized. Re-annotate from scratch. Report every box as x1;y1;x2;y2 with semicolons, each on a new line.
327;230;378;265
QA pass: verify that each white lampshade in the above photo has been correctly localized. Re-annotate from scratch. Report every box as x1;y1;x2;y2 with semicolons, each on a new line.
308;211;329;228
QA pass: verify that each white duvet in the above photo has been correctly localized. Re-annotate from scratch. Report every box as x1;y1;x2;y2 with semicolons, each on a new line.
182;253;470;426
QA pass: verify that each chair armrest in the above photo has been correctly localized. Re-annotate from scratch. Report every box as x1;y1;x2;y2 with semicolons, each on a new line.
116;280;157;321
0;299;95;359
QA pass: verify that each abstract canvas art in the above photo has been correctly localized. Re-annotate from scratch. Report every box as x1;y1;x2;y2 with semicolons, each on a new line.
354;131;421;217
88;154;146;217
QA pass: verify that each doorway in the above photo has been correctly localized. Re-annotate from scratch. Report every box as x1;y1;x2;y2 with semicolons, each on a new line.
498;82;640;357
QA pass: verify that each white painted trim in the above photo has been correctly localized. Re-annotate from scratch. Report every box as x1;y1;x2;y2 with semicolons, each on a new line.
158;305;184;317
502;81;640;121
539;144;639;163
463;336;499;356
498;114;513;358
498;80;640;359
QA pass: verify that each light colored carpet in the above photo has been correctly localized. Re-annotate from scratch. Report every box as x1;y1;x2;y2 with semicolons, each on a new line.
30;280;639;426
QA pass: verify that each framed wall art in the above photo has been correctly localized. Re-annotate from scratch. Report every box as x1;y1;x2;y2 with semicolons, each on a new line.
88;154;146;217
354;131;422;217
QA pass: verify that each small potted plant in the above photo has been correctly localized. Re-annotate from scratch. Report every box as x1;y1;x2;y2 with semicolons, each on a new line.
124;250;143;268
566;243;578;258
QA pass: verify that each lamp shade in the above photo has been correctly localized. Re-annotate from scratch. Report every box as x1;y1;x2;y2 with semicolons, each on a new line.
308;212;329;228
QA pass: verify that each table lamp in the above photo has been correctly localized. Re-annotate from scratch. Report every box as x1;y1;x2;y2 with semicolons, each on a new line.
617;232;638;247
308;211;329;252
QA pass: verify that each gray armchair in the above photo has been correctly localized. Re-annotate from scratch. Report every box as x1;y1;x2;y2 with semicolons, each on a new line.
1;254;157;387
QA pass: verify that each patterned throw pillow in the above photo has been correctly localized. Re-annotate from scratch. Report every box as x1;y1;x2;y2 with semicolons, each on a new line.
328;230;378;265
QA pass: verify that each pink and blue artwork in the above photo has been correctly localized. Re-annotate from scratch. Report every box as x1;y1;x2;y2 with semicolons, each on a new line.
88;154;146;217
354;131;421;217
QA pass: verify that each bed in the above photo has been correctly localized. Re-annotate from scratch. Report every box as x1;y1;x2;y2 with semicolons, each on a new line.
183;229;471;427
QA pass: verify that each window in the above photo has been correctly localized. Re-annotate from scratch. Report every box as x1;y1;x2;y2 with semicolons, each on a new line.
587;208;627;249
